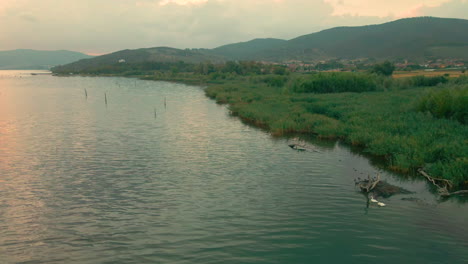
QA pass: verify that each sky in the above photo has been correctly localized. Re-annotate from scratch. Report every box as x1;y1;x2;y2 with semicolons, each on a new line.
0;0;467;55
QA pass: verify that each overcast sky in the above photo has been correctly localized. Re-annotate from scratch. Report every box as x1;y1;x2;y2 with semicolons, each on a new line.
0;0;467;55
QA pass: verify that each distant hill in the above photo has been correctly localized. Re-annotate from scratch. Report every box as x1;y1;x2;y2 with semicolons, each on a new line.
52;16;468;73
0;49;92;70
52;47;225;73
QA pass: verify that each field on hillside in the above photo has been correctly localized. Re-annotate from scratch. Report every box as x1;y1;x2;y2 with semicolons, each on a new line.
394;69;467;78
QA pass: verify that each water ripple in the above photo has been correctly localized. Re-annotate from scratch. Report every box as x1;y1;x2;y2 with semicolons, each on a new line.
0;72;467;263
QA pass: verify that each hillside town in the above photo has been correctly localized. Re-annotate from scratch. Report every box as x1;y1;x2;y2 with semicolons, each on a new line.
280;58;467;72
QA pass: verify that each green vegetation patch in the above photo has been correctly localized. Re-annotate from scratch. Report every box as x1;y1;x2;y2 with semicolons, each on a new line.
293;72;378;93
417;85;468;124
205;75;468;188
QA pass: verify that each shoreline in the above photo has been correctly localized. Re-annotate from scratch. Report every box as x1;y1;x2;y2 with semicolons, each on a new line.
51;72;468;193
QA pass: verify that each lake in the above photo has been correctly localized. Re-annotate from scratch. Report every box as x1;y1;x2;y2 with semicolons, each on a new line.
0;70;467;263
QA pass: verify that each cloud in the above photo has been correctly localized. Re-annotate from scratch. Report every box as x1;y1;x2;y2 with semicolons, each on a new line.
324;0;452;17
0;0;335;52
0;0;466;53
420;0;468;18
19;13;38;22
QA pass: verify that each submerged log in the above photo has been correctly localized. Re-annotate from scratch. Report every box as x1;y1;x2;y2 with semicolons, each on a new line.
372;181;412;198
288;144;307;151
447;190;468;196
288;143;319;152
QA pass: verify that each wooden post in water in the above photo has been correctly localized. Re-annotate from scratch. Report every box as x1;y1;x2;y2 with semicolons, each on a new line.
154;107;157;119
105;92;108;106
84;88;88;99
164;97;167;110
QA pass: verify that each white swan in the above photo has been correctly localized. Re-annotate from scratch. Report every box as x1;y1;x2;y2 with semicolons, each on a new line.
370;196;378;203
377;202;386;207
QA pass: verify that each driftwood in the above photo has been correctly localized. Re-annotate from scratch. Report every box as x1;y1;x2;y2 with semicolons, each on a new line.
418;168;468;197
356;174;381;193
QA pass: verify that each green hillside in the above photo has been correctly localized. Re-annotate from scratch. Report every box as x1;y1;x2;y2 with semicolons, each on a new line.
204;38;287;60
257;17;468;62
0;49;92;70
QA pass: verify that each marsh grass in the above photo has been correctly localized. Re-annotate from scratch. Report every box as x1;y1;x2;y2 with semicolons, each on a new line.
205;74;468;188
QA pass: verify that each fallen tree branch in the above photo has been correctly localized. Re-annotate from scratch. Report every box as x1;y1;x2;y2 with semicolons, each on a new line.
368;173;381;192
417;168;468;197
418;168;453;189
356;174;381;193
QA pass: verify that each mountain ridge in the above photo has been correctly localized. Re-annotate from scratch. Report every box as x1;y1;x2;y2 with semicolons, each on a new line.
52;16;468;73
0;49;92;70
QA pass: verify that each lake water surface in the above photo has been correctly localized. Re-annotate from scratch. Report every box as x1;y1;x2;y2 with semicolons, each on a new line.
0;70;467;263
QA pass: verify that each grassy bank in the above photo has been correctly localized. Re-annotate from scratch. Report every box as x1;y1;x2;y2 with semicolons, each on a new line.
205;73;468;189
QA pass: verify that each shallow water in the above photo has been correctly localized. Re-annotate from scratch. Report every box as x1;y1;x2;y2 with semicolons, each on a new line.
0;70;467;263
